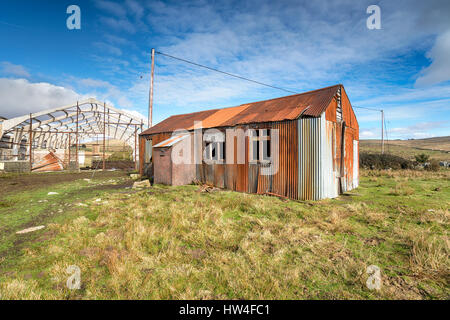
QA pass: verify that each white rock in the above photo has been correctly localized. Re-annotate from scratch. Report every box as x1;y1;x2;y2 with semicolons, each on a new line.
48;192;59;195
16;226;45;234
132;180;151;189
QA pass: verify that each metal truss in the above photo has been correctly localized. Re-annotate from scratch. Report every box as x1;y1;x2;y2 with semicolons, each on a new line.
0;98;144;165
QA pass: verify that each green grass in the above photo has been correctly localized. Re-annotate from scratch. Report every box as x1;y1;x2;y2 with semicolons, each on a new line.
0;170;448;299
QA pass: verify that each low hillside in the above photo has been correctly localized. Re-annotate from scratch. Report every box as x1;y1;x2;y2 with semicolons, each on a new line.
360;136;450;162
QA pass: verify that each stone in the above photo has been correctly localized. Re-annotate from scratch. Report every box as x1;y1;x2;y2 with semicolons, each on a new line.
48;192;59;195
132;180;151;189
130;174;140;180
16;225;45;234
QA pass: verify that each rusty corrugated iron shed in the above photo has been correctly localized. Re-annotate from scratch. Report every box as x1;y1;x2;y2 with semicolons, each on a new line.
141;84;341;135
153;134;189;148
32;151;64;172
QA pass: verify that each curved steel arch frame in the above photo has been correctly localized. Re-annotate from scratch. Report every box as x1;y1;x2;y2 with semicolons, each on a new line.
0;98;144;169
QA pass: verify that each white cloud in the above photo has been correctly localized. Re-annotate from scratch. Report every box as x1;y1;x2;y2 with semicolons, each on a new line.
77;78;111;88
0;62;30;78
389;121;448;138
95;0;127;17
0;78;147;129
121;109;148;126
360;130;377;139
0;78;86;118
125;0;144;20
93;42;123;56
415;30;450;86
99;16;136;33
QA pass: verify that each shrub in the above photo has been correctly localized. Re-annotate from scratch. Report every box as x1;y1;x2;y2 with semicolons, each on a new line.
426;159;440;172
360;152;413;170
415;153;430;164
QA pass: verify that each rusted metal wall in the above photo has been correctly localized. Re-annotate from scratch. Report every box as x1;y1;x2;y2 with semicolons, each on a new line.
194;120;298;199
140;85;359;200
140;132;171;176
323;86;359;195
32;151;64;172
139;136;145;175
298;114;339;200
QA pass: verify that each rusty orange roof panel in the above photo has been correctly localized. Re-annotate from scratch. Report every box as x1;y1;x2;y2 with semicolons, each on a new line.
141;84;341;135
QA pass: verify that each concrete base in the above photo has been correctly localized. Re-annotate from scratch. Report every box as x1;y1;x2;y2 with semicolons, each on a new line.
0;160;31;173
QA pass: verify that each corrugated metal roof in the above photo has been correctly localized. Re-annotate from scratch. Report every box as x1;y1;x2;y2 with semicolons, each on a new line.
153;134;190;148
141;84;341;135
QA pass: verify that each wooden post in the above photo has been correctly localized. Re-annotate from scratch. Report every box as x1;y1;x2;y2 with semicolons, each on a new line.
134;125;137;170
107;109;110;152
139;120;144;175
103;102;106;170
148;48;155;128
381;110;384;154
68;134;71;168
29;113;32;171
76;101;79;169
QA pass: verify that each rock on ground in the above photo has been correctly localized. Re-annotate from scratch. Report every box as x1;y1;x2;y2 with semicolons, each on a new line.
132;180;151;188
16;225;45;234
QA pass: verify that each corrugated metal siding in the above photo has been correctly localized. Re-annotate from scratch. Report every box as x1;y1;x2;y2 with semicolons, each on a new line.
141;85;359;201
195;120;298;199
298;114;343;200
298;116;321;200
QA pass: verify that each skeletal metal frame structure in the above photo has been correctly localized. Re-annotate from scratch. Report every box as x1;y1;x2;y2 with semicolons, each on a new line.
0;98;144;170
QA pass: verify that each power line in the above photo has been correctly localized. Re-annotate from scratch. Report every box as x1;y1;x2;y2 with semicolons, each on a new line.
156;51;386;115
353;105;382;112
156;51;388;147
155;51;299;94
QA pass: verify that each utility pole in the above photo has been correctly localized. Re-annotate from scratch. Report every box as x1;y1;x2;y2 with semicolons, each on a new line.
148;48;155;128
103;102;106;170
76;101;79;169
29;113;32;171
381;109;384;154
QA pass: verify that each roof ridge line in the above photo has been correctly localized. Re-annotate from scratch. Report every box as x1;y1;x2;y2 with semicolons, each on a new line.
161;84;342;119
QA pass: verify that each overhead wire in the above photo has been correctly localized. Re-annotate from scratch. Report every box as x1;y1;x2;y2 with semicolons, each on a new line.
155;51;299;94
155;51;389;152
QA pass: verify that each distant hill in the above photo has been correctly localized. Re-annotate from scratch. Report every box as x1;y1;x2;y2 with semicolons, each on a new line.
360;136;450;161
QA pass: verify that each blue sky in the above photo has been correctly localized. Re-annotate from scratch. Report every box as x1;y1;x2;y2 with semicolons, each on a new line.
0;0;449;139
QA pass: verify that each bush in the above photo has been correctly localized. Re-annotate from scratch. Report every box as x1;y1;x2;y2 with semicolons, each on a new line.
415;153;429;164
360;152;413;170
426;159;440;172
108;151;133;161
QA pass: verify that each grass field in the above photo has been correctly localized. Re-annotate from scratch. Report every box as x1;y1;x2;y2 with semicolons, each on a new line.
360;136;450;162
0;170;449;300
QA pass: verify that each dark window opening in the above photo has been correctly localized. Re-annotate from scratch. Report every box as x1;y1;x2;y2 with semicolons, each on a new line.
206;141;225;161
251;130;259;161
262;129;271;160
211;143;217;160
